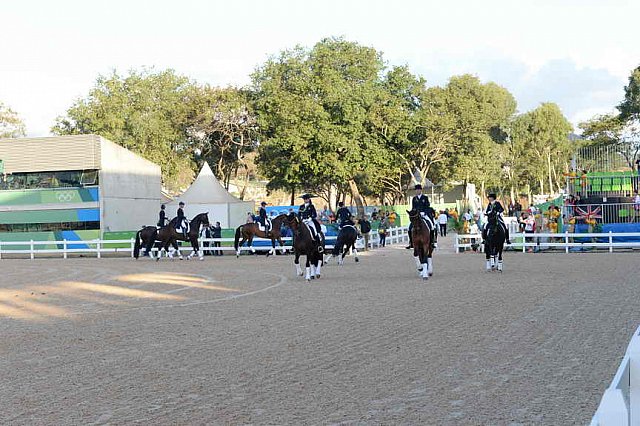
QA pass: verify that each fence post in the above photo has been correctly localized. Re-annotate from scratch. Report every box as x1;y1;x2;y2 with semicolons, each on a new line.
522;235;526;253
96;239;101;258
63;239;67;259
565;232;569;254
30;240;34;260
454;234;459;253
131;238;135;257
609;231;613;253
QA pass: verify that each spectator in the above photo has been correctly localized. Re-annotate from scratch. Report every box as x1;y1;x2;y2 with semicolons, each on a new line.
211;221;222;256
634;191;640;213
514;201;522;218
378;216;389;247
246;212;254;223
463;209;473;222
359;215;372;251
388;211;397;227
469;220;480;251
523;212;537;253
438;210;448;237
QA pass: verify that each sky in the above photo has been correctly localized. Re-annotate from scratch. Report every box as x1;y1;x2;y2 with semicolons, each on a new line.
1;0;638;136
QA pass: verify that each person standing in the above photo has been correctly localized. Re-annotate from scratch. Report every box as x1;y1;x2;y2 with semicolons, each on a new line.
438;210;448;237
211;221;222;256
157;204;167;228
378;215;388;247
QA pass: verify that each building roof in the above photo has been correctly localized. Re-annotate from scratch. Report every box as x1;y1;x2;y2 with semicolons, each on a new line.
172;162;243;204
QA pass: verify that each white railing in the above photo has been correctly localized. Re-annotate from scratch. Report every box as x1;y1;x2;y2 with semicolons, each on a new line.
591;325;640;426
455;232;640;253
0;227;409;259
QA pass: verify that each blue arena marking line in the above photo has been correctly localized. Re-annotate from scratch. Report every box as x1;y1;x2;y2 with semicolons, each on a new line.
77;208;100;222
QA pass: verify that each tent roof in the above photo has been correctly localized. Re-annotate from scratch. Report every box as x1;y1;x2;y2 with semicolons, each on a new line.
173;162;244;204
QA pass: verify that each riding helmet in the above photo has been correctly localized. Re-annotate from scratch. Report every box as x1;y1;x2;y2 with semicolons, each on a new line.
414;184;422;190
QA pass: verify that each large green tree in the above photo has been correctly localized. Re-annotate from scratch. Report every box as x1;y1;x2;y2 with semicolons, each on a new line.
253;38;387;213
52;69;200;191
0;102;26;138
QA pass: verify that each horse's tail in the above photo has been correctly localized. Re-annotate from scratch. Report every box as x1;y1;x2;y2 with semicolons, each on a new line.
234;226;242;251
133;230;142;259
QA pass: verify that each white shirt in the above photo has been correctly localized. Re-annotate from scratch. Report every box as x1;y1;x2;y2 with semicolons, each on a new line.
463;212;472;221
438;213;448;224
635;195;640;205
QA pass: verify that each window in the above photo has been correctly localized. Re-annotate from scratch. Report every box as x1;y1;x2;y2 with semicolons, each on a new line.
0;170;99;190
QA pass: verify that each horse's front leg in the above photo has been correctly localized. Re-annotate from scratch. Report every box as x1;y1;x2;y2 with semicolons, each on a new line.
267;238;275;257
419;247;429;280
305;256;312;281
236;238;245;258
278;237;286;254
497;249;503;272
314;255;322;278
294;252;303;276
413;247;422;272
248;237;256;254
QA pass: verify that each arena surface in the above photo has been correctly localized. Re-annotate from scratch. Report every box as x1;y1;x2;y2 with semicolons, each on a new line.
1;237;639;425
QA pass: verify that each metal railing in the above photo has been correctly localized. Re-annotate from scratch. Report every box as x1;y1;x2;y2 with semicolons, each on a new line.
562;203;640;224
455;231;640;253
0;227;409;259
567;174;639;197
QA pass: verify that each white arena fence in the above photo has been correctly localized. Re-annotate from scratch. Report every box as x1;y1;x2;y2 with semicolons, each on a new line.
0;227;409;259
591;325;640;426
455;232;640;253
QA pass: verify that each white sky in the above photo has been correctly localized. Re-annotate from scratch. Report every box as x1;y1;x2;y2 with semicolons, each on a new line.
1;0;638;136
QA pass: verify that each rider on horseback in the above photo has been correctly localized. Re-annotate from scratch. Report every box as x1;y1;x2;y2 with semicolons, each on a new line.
176;201;190;238
258;201;271;237
157;204;167;228
298;194;322;244
482;193;511;245
336;201;354;229
406;184;437;249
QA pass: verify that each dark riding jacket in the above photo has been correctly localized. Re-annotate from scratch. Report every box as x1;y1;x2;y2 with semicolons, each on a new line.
336;206;352;224
157;210;166;227
411;194;431;215
177;207;186;221
485;201;505;216
298;203;317;220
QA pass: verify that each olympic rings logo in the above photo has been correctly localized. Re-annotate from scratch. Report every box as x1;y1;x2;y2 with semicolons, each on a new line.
56;191;75;202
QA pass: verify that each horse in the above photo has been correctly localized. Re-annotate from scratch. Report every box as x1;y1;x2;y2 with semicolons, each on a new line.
283;213;324;281
324;223;359;265
234;214;288;257
484;211;505;272
407;209;434;280
133;213;210;261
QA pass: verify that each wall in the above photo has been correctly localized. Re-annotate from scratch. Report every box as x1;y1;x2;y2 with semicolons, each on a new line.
99;137;161;232
0;135;100;173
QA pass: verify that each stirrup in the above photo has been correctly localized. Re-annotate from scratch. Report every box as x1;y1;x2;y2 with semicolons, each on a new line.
317;244;324;253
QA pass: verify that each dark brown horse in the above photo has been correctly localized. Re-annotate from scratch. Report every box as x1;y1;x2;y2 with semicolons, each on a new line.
134;213;210;261
233;214;288;257
407;209;434;280
283;213;324;281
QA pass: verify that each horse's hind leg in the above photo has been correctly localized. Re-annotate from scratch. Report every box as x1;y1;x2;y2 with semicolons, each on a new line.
427;253;433;276
419;247;429;280
352;242;359;263
314;254;322;278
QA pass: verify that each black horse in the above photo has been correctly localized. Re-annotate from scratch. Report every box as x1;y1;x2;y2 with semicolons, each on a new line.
283;213;324;281
324;223;359;265
134;213;210;261
484;211;505;272
407;209;434;280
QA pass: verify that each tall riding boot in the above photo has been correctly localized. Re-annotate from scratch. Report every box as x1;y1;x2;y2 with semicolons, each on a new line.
405;231;413;249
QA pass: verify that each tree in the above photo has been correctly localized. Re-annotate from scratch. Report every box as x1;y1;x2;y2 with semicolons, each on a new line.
511;103;573;196
187;86;259;192
618;66;640;121
52;69;200;191
0;102;26;138
253;38;386;215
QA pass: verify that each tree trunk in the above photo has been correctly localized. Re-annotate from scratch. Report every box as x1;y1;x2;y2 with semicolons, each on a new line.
348;179;366;218
290;186;295;206
547;151;554;196
539;178;545;196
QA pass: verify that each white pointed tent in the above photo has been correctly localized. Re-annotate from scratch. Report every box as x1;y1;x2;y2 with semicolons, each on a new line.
168;162;254;228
